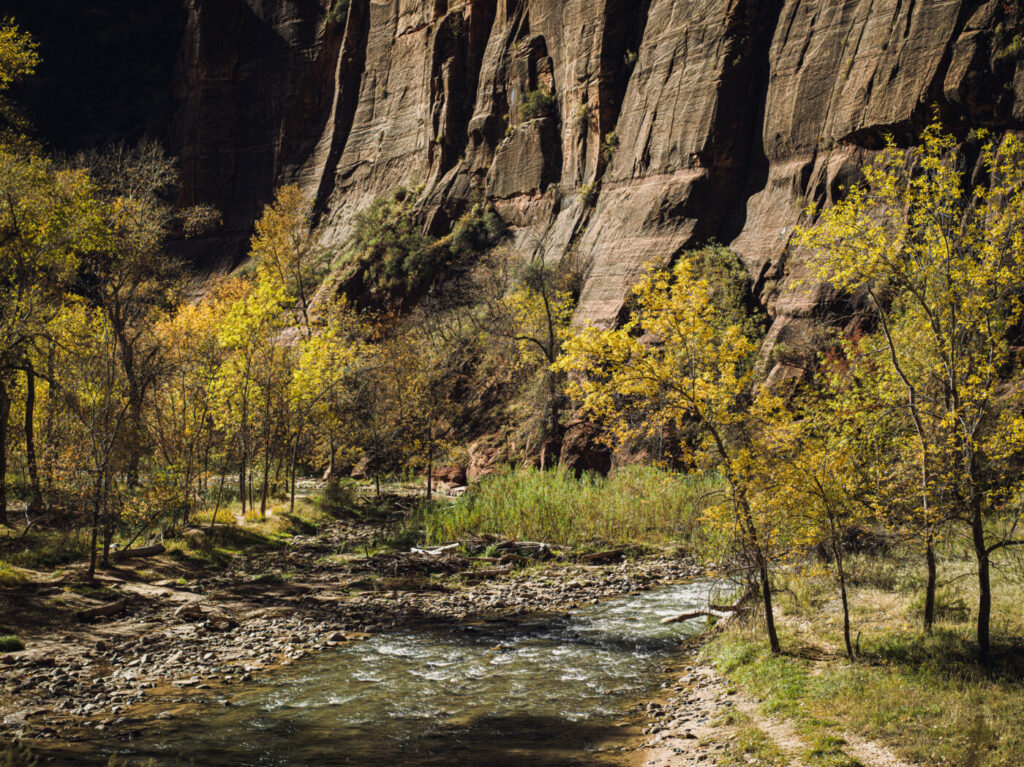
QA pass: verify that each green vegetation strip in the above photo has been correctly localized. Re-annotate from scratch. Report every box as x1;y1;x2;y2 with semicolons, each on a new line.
422;466;720;547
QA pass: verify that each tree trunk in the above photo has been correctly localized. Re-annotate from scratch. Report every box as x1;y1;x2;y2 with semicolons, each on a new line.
259;388;273;517
757;553;781;654
23;365;42;514
210;469;227;530
125;395;142;488
100;473;114;568
426;440;433;501
0;380;9;526
102;516;115;568
260;446;271;517
971;498;992;664
831;525;854;661
87;477;102;580
733;484;779;655
924;533;937;633
289;416;306;514
238;454;247;516
548;372;560;444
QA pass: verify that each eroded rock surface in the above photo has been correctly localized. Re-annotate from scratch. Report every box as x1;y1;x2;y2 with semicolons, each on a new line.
168;0;1024;375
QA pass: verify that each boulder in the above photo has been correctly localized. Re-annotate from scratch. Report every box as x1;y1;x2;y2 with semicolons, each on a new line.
432;465;468;486
559;421;612;476
467;433;513;483
349;455;371;481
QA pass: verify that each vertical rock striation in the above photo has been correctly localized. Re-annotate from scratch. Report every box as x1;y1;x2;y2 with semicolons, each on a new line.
170;0;1024;375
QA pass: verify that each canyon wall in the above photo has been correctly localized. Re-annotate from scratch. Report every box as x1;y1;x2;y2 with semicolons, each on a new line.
171;0;1024;376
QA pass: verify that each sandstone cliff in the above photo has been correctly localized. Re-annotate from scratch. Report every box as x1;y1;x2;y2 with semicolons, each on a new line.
170;0;1024;376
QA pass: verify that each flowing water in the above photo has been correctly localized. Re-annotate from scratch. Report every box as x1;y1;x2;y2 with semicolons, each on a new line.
107;580;715;766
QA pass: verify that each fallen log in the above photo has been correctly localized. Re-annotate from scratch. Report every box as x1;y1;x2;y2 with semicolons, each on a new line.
112;544;166;562
579;548;625;564
662;583;758;626
76;599;128;621
411;543;461;556
660;609;732;625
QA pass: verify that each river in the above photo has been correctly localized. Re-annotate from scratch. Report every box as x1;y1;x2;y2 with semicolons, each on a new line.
103;580;715;766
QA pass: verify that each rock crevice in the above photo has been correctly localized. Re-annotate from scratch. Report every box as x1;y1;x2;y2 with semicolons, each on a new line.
168;0;1024;375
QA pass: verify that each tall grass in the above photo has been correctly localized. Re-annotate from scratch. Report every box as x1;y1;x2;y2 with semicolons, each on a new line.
423;466;721;547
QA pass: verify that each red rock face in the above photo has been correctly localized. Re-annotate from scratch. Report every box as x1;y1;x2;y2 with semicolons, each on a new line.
172;0;1024;375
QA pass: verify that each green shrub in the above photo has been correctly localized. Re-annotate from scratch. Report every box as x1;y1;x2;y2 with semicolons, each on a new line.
327;0;350;25
600;130;619;163
577;182;598;207
444;202;507;258
689;243;763;343
0;635;25;652
6;528;91;569
908;585;970;622
0;562;26;586
995;34;1024;64
319;479;359;517
573;102;593;132
343;190;506;302
345;187;430;298
519;88;557;121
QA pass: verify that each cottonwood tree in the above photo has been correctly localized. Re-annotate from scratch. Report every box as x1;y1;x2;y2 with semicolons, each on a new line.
758;352;891;661
248;184;327;339
556;249;783;653
287;302;364;510
48;303;132;578
0;20;38;135
471;249;576;460
149;299;223;526
211;275;292;517
799;120;1024;663
0;148;108;524
76;141;217;487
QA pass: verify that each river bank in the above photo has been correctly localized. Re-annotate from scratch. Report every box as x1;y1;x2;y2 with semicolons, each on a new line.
1;513;706;763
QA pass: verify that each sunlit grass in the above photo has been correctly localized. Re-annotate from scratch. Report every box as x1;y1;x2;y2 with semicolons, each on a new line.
165;497;338;568
0;635;25;652
712;709;788;766
422;466;721;547
0;560;27;586
705;546;1024;766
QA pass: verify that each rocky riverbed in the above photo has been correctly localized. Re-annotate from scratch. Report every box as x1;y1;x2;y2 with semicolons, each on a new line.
0;519;704;759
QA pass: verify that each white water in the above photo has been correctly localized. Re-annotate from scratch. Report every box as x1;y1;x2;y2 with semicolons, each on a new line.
110;580;716;766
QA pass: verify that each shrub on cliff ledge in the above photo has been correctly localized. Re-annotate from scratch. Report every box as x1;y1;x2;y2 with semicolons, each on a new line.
343;190;506;305
327;0;349;26
519;88;557;121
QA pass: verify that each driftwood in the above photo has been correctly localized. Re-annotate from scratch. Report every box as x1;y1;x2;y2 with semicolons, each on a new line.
76;599;128;621
411;543;461;556
579;548;625;564
661;583;759;626
112;543;166;561
660;609;732;625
